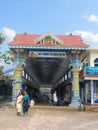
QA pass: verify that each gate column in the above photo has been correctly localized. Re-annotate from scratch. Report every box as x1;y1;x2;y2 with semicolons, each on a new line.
11;49;28;105
69;51;82;107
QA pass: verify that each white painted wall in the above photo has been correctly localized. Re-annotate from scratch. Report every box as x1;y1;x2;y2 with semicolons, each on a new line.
88;49;98;66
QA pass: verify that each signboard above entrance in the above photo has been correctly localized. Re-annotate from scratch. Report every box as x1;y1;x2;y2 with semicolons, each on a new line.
85;66;98;76
29;51;66;58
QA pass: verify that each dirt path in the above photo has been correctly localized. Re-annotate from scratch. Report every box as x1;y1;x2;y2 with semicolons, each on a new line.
0;105;98;130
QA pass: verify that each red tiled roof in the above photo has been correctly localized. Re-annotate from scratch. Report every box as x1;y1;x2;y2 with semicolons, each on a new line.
9;34;40;45
9;33;88;47
56;35;88;47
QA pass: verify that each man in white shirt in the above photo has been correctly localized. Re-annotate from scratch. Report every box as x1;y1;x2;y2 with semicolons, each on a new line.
53;91;58;105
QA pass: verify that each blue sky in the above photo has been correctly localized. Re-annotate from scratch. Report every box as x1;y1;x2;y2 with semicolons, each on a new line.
0;0;98;34
0;0;98;71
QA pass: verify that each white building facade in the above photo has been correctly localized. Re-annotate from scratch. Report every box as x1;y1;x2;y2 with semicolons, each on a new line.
84;48;98;105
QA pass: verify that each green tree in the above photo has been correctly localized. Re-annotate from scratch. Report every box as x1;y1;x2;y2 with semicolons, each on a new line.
0;33;13;74
0;32;5;45
0;66;4;74
0;33;5;74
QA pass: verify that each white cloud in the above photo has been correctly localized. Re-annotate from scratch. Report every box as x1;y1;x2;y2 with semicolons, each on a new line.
71;30;98;48
0;27;16;52
84;14;98;22
1;27;16;43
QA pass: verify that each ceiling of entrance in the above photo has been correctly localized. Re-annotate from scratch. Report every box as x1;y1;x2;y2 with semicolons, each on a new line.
25;56;70;86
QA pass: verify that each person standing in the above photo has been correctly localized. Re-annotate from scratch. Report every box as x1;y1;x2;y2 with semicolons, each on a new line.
23;91;30;115
16;90;23;116
53;91;58;105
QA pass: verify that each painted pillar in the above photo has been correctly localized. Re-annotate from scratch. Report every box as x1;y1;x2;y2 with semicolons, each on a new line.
11;49;28;105
71;69;80;107
69;51;82;107
91;80;94;105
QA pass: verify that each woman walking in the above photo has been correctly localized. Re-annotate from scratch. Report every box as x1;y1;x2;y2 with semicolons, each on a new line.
16;90;23;115
23;91;30;115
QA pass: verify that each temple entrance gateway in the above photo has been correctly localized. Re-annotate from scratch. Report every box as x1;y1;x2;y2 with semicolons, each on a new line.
9;32;88;107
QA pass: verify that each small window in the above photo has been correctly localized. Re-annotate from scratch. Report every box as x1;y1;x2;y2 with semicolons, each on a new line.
94;58;98;66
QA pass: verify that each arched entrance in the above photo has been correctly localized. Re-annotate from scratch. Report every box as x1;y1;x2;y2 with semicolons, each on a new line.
9;32;88;107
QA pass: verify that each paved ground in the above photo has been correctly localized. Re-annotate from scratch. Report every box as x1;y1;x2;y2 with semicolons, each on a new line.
0;103;98;130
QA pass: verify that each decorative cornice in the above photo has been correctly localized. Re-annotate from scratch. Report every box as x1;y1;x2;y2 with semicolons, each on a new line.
9;45;86;50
